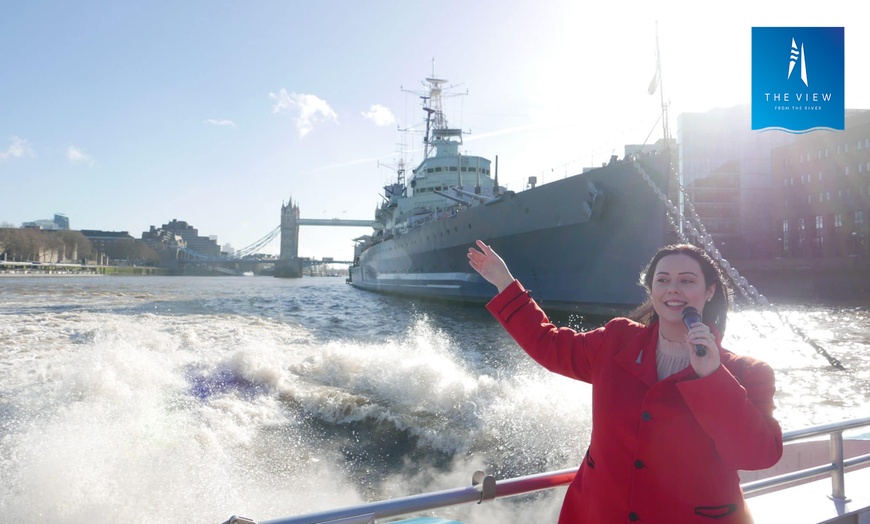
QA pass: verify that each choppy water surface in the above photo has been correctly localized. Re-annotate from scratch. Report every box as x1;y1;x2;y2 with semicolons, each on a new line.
0;276;867;523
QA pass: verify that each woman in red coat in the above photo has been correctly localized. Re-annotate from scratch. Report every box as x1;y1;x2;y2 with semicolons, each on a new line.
467;241;783;523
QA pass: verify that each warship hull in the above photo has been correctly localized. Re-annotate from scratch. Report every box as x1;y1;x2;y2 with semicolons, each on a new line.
349;155;673;315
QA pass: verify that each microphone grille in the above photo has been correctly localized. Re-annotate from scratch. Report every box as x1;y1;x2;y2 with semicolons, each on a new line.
681;306;700;320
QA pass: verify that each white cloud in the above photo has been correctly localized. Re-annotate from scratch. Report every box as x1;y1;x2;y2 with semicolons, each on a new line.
0;136;34;161
269;89;338;137
361;104;396;127
205;119;236;127
67;146;94;166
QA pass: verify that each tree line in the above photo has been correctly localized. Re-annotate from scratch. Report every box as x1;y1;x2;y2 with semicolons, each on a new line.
0;228;160;266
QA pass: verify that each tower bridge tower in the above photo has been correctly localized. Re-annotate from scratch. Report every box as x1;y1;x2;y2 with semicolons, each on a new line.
275;198;303;278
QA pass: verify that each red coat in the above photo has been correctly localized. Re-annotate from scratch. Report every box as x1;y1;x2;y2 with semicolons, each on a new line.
487;281;783;523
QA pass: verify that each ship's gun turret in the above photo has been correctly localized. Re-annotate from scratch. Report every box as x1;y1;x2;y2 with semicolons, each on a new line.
449;186;493;204
433;190;474;207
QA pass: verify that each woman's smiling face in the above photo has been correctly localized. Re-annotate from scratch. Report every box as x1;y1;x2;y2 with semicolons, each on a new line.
651;254;715;327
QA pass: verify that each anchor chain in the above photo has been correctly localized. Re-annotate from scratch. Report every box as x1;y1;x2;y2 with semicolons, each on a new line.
633;159;766;305
632;159;846;370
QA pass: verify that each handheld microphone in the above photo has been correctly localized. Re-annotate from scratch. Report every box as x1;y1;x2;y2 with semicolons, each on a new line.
681;306;707;357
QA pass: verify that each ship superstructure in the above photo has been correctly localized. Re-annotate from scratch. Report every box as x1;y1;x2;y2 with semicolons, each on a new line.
369;78;502;239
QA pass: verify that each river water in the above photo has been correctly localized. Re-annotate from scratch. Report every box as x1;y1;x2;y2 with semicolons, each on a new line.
0;275;868;523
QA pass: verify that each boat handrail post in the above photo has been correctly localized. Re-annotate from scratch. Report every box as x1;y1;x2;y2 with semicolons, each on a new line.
829;430;849;502
222;516;257;524
471;470;497;503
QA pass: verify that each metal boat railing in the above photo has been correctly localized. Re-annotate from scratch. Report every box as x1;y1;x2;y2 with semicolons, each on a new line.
223;416;870;524
740;415;870;499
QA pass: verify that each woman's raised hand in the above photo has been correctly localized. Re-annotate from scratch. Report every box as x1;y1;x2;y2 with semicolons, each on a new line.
467;240;515;292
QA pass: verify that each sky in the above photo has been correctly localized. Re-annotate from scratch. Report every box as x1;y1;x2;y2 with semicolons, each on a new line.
2;1;869;260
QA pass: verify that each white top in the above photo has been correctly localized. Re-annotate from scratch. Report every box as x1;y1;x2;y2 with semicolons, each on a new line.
656;331;692;380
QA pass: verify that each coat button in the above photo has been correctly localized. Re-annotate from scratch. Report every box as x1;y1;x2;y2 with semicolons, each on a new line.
641;411;651;421
629;512;639;521
634;459;644;469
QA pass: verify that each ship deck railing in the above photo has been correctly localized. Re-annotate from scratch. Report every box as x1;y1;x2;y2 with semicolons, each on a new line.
223;415;870;524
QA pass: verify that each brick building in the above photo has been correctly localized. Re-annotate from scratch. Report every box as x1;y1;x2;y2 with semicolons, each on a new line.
771;110;870;259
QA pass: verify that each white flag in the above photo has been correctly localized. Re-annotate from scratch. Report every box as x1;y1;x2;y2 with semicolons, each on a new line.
648;69;659;95
648;26;661;95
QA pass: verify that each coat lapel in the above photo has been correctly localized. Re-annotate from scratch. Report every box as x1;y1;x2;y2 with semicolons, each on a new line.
614;322;660;388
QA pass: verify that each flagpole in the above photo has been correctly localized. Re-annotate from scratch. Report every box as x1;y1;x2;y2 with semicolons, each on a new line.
655;20;669;142
653;20;681;236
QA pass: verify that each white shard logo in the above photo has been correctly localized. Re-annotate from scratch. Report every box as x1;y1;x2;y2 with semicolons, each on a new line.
788;38;808;87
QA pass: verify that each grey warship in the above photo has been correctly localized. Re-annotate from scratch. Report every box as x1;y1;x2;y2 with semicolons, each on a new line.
348;76;674;314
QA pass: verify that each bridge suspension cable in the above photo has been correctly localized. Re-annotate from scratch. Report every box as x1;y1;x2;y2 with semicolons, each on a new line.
181;225;281;261
228;225;281;259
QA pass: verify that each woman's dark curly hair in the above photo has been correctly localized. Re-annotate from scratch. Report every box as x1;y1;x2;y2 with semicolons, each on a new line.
628;244;732;334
